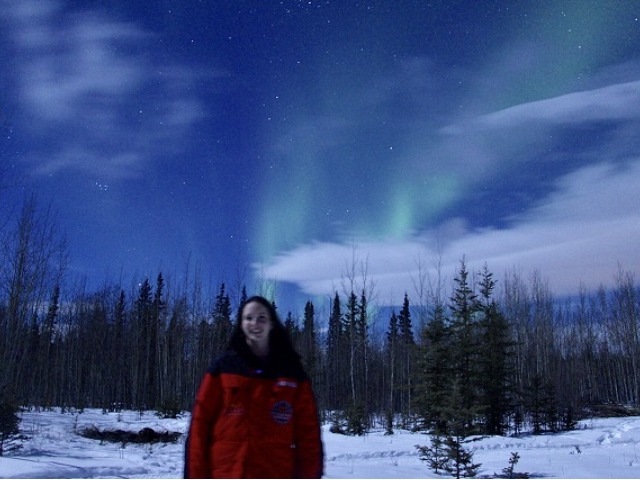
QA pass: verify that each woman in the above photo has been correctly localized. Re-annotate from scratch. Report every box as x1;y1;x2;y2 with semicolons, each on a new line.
185;295;324;478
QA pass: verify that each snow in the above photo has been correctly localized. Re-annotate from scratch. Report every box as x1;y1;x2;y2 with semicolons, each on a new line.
1;409;640;478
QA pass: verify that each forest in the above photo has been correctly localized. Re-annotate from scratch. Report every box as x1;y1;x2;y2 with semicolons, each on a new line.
1;194;640;441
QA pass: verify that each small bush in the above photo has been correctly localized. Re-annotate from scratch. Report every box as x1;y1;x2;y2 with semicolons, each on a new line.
156;400;182;419
495;451;529;479
329;423;344;434
384;411;394;436
416;434;447;474
0;394;25;456
78;425;181;446
344;403;367;436
587;404;640;418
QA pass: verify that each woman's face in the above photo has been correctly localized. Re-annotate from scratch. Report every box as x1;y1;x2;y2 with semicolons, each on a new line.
241;301;274;353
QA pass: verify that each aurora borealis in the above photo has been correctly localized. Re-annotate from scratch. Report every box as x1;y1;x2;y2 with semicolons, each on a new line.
2;1;639;310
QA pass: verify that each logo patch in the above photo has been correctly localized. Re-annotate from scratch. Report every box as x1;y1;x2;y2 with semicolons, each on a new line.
271;400;293;424
276;379;298;388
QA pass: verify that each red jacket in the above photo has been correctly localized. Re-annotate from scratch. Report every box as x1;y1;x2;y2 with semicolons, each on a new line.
185;350;324;478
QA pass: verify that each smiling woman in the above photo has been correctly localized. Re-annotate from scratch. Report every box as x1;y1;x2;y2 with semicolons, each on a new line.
185;295;324;479
240;299;274;357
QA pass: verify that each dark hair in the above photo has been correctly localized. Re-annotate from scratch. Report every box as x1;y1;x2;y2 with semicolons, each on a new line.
227;295;301;365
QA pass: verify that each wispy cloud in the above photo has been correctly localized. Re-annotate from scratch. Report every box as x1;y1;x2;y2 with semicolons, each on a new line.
3;0;213;179
259;71;640;305
451;80;640;132
260;159;640;305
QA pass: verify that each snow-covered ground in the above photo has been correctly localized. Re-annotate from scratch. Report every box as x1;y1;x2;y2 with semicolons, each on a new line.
1;408;640;478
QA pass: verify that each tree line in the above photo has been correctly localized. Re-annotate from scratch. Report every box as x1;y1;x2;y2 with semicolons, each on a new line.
1;196;639;437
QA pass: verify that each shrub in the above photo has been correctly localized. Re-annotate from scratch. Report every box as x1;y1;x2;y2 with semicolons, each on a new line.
77;425;181;447
0;395;23;456
156;400;182;419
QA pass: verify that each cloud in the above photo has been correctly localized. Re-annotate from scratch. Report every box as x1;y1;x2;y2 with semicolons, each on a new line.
434;79;640;175
259;158;640;305
469;80;640;130
3;0;213;179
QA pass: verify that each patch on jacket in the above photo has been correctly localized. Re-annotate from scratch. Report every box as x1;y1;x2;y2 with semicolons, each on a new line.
271;400;293;424
276;379;298;388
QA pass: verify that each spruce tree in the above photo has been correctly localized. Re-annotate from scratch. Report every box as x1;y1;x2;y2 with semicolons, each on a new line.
448;259;482;433
301;301;319;390
284;311;299;342
386;311;400;420
477;265;515;435
113;290;128;410
212;283;232;356
357;290;369;414
442;433;481;478
416;432;447;474
398;293;415;345
398;293;415;425
441;379;482;478
41;284;60;407
238;286;248;313
414;303;453;434
326;292;343;410
524;373;558;434
343;291;368;433
149;273;165;408
478;301;513;435
134;278;153;410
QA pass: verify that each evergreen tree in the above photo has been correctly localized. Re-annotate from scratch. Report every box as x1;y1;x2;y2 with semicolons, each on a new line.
325;292;343;410
501;451;526;479
25;315;41;405
163;294;187;414
300;301;320;397
41;284;60;406
448;259;482;433
399;293;414;346
357;290;369;410
386;311;400;416
524;373;558;434
414;302;453;434
478;301;513;435
477;265;515;435
343;291;367;432
149;273;165;407
398;293;415;424
212;283;232;356
344;292;359;395
416;432;447;474
542;379;560;432
284;311;300;343
345;401;367;436
112;290;128;409
238;286;248;314
134;278;152;409
442;433;481;478
441;379;482;478
194;315;213;391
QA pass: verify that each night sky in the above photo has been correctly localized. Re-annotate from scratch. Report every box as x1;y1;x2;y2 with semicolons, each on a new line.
2;1;639;311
